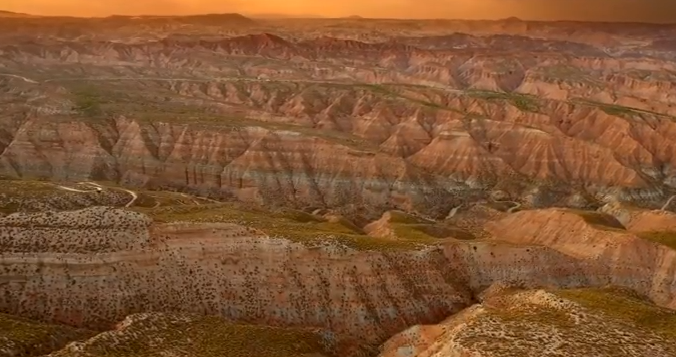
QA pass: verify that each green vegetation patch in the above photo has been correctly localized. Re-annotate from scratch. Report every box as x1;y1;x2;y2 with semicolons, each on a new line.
137;204;447;251
65;82;376;151
72;90;105;117
361;84;448;109
392;222;475;241
489;302;576;328
0;313;95;356
461;287;676;356
590;102;636;117
571;98;676;121
536;65;603;87
556;287;676;339
567;209;626;231
636;230;676;251
382;211;475;242
0;178;64;214
465;90;540;112
386;210;430;224
391;223;439;242
51;314;331;357
0;177;57;194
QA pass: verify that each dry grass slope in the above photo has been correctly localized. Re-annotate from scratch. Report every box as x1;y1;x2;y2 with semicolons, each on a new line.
556;287;676;339
136;204;452;250
450;288;676;357
48;313;334;357
568;209;626;231
635;231;676;251
0;178;205;214
0;313;95;357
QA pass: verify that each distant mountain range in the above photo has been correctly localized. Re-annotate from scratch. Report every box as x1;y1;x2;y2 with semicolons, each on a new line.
244;13;326;19
0;10;37;17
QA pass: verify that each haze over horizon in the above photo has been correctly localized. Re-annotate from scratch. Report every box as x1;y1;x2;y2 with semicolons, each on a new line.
2;0;675;23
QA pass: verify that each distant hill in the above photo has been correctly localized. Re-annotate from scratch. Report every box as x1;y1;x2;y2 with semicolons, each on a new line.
0;10;36;18
0;11;255;24
246;13;325;19
102;13;257;26
175;13;257;26
502;16;523;22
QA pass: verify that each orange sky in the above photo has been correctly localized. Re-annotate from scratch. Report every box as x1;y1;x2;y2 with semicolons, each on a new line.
2;0;675;22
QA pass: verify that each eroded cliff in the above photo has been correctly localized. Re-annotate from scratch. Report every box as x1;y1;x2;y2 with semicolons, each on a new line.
379;287;676;357
1;22;676;213
2;206;676;355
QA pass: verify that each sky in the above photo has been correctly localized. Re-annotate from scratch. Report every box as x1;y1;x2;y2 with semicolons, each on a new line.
2;0;675;23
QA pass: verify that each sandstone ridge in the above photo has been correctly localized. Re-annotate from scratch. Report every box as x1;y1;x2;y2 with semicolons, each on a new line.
2;206;676;356
379;287;676;357
1;17;676;213
2;14;676;357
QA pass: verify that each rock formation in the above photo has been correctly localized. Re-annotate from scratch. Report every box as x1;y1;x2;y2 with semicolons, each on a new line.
379;287;676;357
0;17;675;214
1;13;676;357
48;313;338;357
2;206;676;355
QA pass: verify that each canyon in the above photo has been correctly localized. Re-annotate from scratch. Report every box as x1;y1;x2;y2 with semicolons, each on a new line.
1;11;676;357
2;204;676;356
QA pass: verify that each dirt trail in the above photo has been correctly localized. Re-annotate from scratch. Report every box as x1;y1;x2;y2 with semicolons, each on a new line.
506;201;522;213
661;195;676;211
0;73;38;83
446;204;463;219
446;200;522;220
180;193;200;205
54;184;101;193
53;182;138;207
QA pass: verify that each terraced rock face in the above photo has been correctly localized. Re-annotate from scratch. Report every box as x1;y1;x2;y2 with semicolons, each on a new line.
2;206;676;356
485;208;676;308
2;14;676;357
0;17;675;213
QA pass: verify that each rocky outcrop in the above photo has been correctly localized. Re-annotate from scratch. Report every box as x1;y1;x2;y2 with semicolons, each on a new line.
0;101;673;214
2;15;676;357
0;208;473;348
485;208;676;308
2;207;676;352
600;201;676;232
379;288;676;357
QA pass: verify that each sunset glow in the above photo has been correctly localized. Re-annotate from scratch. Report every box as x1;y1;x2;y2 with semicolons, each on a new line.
2;0;675;22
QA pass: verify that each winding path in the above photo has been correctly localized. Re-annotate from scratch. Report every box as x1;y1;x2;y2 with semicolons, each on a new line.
180;193;201;205
662;195;676;211
506;201;522;213
0;73;38;83
445;199;522;220
445;204;463;219
54;184;101;193
53;181;138;208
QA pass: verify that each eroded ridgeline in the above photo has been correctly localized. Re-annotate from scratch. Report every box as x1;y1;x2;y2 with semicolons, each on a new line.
1;207;676;351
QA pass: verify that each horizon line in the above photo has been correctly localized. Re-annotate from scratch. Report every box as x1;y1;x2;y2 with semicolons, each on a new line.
1;10;675;25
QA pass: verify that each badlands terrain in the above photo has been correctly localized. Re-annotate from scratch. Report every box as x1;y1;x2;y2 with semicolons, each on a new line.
1;11;676;357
